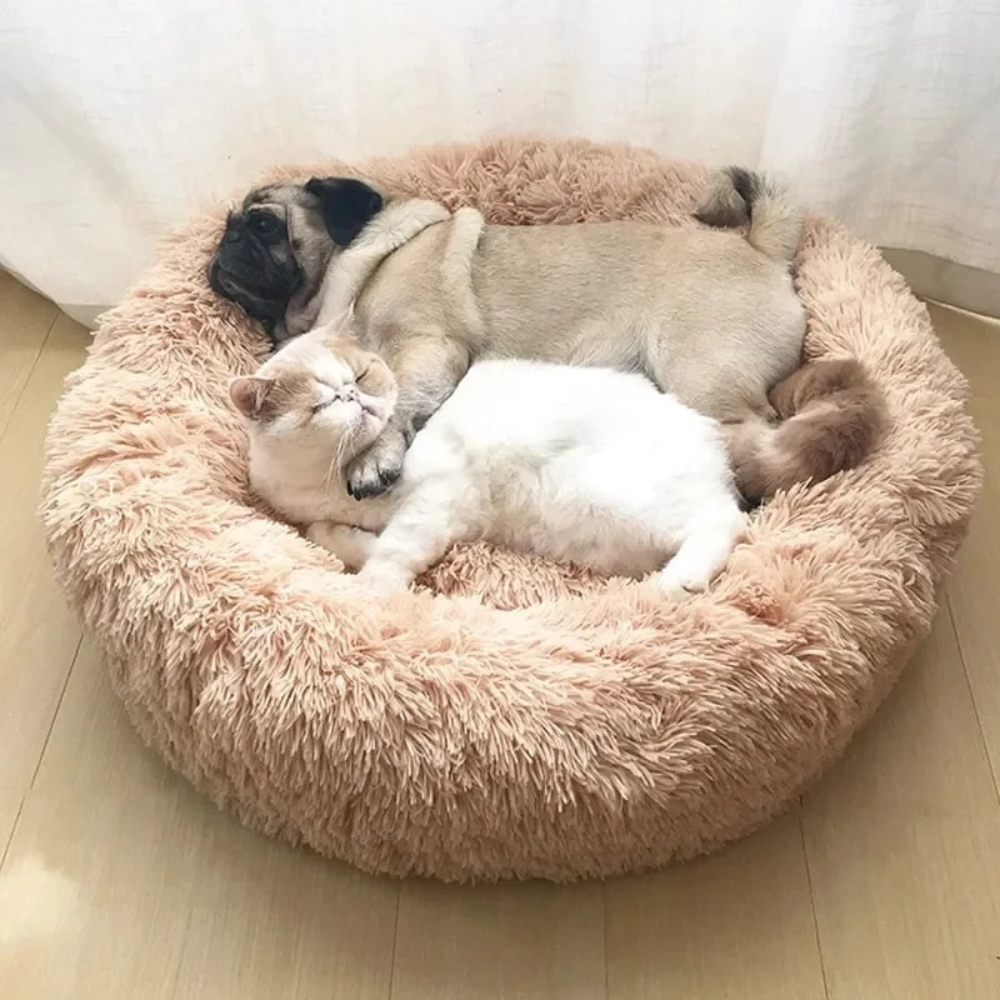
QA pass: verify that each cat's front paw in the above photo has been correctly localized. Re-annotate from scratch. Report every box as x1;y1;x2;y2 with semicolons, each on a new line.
346;432;406;499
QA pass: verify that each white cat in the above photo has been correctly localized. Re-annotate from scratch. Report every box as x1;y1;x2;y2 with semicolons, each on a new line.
230;326;746;596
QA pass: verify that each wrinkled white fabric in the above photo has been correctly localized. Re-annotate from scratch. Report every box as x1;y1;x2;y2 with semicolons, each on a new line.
1;0;997;319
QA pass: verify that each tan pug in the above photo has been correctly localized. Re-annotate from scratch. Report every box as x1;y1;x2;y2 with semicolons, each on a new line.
210;168;806;498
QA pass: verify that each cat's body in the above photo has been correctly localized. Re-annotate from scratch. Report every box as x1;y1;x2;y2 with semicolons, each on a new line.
232;327;745;596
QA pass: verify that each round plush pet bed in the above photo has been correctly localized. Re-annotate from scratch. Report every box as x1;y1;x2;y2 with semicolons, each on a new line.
40;140;980;882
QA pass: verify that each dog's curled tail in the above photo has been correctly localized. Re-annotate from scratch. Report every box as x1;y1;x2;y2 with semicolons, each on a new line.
695;166;804;265
726;359;888;501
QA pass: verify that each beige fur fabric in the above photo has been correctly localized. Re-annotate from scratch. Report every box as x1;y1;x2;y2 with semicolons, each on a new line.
40;139;981;882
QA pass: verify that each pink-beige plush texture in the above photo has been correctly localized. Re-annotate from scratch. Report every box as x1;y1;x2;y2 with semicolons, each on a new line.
41;139;980;882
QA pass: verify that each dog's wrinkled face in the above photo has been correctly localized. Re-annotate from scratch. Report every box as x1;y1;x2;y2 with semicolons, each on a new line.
209;185;314;325
208;179;384;333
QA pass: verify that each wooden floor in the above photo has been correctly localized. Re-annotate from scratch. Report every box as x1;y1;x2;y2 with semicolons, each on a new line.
0;268;998;999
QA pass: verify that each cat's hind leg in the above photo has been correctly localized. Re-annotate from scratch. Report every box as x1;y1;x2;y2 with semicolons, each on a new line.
656;506;745;599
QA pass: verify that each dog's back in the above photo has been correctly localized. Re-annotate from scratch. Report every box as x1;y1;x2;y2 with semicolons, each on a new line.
355;175;806;424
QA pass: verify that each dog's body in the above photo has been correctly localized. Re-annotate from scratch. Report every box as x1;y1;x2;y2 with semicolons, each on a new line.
211;168;807;497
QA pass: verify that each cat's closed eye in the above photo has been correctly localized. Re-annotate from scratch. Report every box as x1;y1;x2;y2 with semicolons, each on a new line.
311;379;342;415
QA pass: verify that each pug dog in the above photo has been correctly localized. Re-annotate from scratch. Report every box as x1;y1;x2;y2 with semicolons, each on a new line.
210;168;807;499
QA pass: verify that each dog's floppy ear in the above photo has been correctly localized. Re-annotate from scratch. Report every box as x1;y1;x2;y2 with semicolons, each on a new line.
305;177;384;247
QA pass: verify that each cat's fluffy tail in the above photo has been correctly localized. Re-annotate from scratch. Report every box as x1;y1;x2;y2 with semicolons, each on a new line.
694;166;803;264
726;359;888;500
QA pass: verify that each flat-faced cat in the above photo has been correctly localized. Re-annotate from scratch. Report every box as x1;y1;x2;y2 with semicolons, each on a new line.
231;326;746;596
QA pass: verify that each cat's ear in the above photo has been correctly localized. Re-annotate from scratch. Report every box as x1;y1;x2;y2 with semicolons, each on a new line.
229;376;275;419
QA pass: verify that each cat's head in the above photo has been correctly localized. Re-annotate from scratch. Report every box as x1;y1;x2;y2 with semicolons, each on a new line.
229;326;397;466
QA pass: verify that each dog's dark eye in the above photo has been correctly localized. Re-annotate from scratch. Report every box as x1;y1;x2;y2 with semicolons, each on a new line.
247;213;280;238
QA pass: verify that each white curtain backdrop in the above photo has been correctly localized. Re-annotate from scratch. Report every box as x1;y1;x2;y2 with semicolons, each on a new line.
2;0;998;323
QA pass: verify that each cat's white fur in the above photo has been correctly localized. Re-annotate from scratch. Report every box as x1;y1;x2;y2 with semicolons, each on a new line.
239;328;746;597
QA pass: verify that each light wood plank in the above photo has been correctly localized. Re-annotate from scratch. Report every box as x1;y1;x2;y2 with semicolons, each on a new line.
392;878;606;1000
930;302;1000;796
0;312;87;790
928;301;1000;400
802;610;1000;1000
0;778;205;999
3;769;399;1000
31;640;169;795
606;811;827;1000
941;397;1000;788
170;814;399;1000
0;270;59;437
25;640;399;1000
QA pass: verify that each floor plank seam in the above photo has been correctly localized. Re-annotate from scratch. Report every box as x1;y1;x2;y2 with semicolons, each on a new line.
0;795;26;869
166;869;204;1000
797;816;833;1000
944;594;1000;807
601;881;610;1000
385;881;403;1000
28;631;85;790
0;307;59;444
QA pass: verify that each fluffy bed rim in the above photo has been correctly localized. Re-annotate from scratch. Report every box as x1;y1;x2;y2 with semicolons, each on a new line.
40;138;981;882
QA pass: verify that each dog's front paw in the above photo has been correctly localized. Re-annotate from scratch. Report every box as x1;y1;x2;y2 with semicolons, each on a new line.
346;433;405;499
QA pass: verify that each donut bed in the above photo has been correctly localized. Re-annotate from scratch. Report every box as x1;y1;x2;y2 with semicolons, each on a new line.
40;139;981;882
